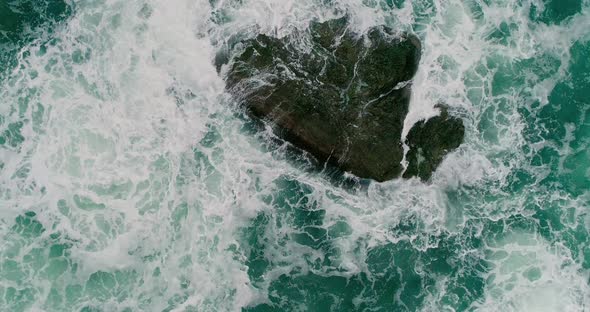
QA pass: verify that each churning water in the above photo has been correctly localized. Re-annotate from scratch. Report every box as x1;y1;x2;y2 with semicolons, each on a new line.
1;0;589;311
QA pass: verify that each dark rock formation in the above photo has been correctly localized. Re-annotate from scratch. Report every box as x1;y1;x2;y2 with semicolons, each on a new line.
221;16;464;182
403;105;465;181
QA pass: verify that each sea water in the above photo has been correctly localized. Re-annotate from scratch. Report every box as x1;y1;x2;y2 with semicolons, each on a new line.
0;0;589;311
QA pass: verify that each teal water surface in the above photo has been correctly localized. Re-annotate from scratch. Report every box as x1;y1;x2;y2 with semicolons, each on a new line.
1;0;589;311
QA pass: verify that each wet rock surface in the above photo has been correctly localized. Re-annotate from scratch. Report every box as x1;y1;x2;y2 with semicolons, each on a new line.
221;16;464;182
403;106;465;181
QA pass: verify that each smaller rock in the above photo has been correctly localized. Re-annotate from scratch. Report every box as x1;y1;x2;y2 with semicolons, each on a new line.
403;106;464;180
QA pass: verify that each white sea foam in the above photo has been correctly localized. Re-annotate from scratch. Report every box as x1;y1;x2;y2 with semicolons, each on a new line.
0;0;589;310
475;230;590;312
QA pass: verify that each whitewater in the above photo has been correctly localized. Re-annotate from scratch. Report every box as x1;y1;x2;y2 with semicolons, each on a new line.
0;0;589;311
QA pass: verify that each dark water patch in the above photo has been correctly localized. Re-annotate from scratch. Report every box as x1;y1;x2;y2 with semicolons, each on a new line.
529;0;582;25
0;1;72;153
1;212;74;311
0;120;25;148
525;41;590;196
0;0;73;74
533;201;590;269
0;0;71;39
241;176;332;286
240;196;496;311
0;211;148;311
384;0;406;10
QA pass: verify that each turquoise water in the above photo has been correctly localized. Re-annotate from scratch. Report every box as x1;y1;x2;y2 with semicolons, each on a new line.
1;0;589;311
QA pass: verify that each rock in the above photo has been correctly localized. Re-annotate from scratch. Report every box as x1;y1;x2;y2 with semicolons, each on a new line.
403;105;465;180
221;16;464;182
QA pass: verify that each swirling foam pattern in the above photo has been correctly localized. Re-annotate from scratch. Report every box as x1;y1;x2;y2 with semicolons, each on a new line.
0;0;589;311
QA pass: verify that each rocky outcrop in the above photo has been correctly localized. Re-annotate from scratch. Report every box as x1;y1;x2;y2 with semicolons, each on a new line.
220;16;464;182
403;106;465;180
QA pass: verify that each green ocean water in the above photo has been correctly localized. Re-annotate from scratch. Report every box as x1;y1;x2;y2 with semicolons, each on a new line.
0;0;589;311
